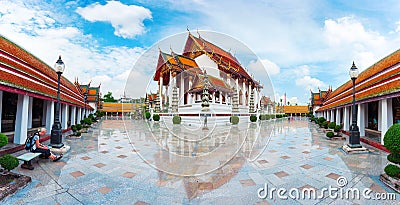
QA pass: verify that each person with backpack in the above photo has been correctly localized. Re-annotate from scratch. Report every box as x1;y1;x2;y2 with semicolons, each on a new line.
29;128;62;162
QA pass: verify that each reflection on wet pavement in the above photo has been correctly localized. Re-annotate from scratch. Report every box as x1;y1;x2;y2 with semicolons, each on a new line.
3;118;399;205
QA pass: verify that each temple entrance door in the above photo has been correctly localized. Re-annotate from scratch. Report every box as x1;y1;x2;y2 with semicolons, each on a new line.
1;91;18;132
32;98;44;128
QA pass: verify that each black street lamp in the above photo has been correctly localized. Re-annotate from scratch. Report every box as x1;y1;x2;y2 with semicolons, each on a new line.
348;61;362;148
50;56;65;148
84;92;88;118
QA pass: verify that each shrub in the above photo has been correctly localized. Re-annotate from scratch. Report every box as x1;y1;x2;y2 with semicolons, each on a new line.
387;153;400;164
0;154;19;171
83;118;92;126
384;164;400;179
0;133;8;148
153;114;160;121
322;121;329;129
334;125;342;132
317;117;326;124
71;125;77;132
250;115;257;122
145;111;151;120
259;115;266;120
328;122;336;129
75;124;83;131
172;116;181;124
326;131;334;138
230;116;239;125
384;124;400;155
76;132;82;136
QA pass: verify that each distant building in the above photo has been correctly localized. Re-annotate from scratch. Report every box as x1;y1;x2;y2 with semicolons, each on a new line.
75;80;102;112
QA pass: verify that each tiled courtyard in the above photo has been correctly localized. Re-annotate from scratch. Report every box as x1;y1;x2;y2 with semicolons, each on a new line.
3;118;399;204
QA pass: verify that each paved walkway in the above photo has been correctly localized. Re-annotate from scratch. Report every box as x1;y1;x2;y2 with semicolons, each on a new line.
2;119;399;204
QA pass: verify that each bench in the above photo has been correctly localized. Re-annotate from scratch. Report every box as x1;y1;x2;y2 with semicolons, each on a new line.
17;152;42;170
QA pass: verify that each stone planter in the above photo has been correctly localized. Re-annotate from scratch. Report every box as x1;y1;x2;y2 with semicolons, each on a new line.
380;173;400;193
327;136;346;141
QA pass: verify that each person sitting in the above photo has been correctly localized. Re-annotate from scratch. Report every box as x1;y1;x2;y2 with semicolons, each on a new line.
31;128;63;162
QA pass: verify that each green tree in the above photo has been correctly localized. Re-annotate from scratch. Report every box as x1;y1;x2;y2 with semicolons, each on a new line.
102;91;117;102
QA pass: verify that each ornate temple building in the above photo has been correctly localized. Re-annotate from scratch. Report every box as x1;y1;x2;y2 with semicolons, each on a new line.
152;32;264;121
0;35;93;144
74;79;102;112
313;50;400;145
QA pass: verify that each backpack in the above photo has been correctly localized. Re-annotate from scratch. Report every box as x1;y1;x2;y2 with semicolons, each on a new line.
24;132;38;151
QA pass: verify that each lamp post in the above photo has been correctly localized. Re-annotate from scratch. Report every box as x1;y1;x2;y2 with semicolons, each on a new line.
348;61;362;148
50;56;65;148
84;92;88;118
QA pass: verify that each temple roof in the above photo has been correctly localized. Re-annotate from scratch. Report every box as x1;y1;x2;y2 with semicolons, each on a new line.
317;49;400;111
183;32;261;88
188;73;234;94
154;50;202;85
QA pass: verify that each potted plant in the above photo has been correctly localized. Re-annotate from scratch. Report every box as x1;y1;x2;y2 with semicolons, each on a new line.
0;154;19;174
326;131;334;139
250;115;257;122
145;111;151;120
230;116;239;125
172;115;181;124
153;114;160;122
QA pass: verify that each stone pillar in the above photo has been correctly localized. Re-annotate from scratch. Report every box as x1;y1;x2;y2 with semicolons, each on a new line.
212;92;215;103
0;91;2;132
28;97;33;129
344;106;350;131
330;110;334;122
381;98;393;145
336;108;340;125
61;104;68;129
378;100;382;131
77;107;82;123
14;94;29;144
242;80;246;105
159;76;163;110
71;106;76;126
327;110;330;122
180;73;184;105
357;103;366;137
188;76;193;105
45;101;54;133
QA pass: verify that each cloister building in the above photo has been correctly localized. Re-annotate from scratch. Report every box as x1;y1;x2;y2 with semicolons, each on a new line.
312;50;400;145
0;36;95;145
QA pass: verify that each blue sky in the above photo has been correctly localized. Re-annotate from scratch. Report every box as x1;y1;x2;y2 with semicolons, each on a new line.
2;0;400;105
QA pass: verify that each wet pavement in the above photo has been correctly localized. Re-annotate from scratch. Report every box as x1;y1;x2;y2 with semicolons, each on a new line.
2;118;399;204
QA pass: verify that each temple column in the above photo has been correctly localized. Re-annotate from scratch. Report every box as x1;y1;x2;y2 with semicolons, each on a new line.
61;104;68;129
180;73;184;105
331;109;334;122
28;97;33;129
381;98;393;144
159;76;163;110
378;101;382;131
357;103;366;137
188;76;193;105
336;108;340;125
0;91;3;132
45;101;54;133
14;94;29;144
212;92;215;103
77;107;81;123
343;106;350;131
242;80;246;106
71;106;76;126
327;110;330;122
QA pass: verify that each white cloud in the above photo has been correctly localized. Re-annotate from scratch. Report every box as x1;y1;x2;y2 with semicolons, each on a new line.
76;1;152;38
261;59;280;76
296;76;326;92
